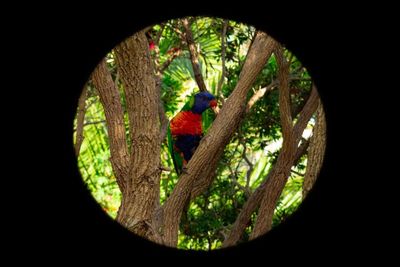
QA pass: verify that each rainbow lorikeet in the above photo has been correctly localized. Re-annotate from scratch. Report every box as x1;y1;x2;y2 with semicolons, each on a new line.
168;92;217;175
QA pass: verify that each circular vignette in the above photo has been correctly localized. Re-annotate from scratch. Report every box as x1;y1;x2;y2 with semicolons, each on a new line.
72;16;326;251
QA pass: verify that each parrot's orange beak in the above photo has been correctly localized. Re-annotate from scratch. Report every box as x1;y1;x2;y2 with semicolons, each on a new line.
210;99;219;114
210;99;217;108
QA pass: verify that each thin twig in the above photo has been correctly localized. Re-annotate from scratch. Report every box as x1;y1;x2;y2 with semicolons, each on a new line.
166;22;185;40
246;81;278;112
290;169;305;176
154;23;165;46
159;48;182;74
160;166;172;172
246;74;305;113
73;120;106;132
228;164;250;197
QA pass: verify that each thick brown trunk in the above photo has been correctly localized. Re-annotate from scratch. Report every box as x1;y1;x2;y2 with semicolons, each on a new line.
91;59;130;194
114;31;161;242
303;102;326;199
160;31;276;247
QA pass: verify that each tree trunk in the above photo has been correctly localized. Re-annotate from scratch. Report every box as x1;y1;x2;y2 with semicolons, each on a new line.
91;59;130;194
160;31;276;247
221;45;320;245
113;31;161;242
303;102;326;199
249;85;319;240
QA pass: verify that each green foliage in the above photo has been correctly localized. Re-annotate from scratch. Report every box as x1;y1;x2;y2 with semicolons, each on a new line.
76;91;121;218
74;16;316;250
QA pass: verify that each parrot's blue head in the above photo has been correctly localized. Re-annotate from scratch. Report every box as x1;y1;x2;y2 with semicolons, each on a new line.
192;92;217;114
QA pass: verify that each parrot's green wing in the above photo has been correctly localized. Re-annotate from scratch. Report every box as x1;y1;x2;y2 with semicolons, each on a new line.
180;94;194;111
168;94;195;175
202;107;216;135
167;123;183;175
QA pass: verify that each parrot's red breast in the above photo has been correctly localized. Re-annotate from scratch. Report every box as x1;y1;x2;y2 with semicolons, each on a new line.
170;111;202;136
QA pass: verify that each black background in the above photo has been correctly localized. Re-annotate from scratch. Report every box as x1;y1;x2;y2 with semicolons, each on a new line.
5;2;390;264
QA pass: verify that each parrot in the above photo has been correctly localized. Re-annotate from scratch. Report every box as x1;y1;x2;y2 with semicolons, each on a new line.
168;91;218;176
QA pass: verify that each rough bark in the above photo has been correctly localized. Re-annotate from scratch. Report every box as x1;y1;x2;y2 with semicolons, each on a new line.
74;85;87;156
157;79;169;144
182;18;208;92
91;59;130;194
303;102;326;199
113;31;161;241
189;155;220;201
275;47;293;139
160;31;276;247
249;85;319;240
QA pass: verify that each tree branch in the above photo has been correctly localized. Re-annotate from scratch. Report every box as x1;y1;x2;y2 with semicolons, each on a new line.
246;81;278;112
222;168;270;247
74;85;87;156
182;18;208;92
114;30;162;242
161;31;276;247
293;84;319;142
238;133;253;191
73;120;107;133
275;45;293;139
228;164;251;198
91;58;130;194
290;169;305;176
295;138;310;164
155;76;169;144
82;120;106;127
249;85;319;240
246;74;306;113
154;23;165;46
222;138;310;247
167;22;185;40
159;48;182;74
303;100;326;199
